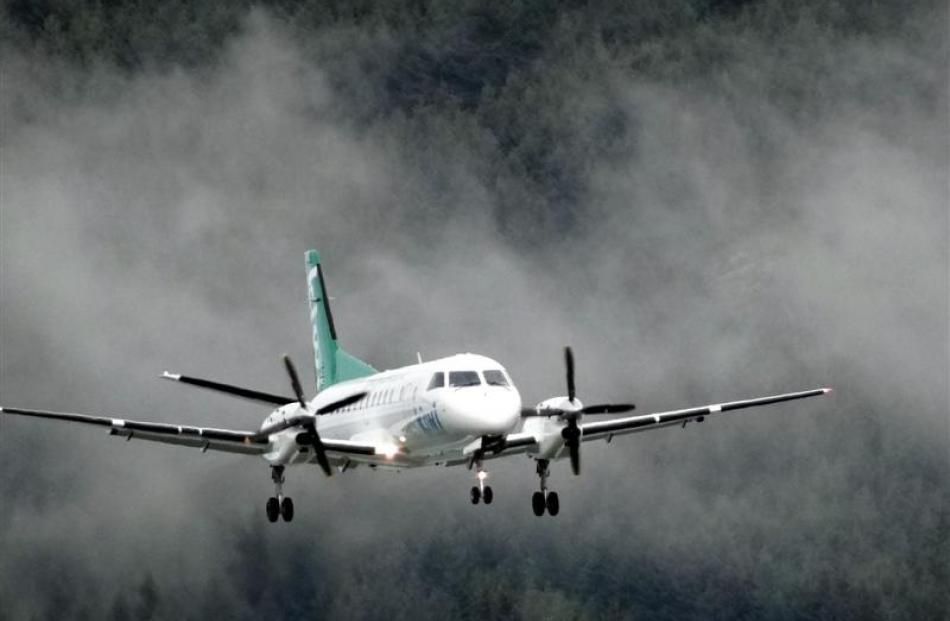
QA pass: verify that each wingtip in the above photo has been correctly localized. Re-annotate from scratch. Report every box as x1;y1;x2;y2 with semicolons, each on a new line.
822;387;833;394
161;371;181;381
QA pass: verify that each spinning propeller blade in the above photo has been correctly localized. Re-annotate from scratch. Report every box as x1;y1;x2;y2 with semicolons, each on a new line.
283;355;307;408
526;347;635;475
565;346;576;403
562;417;581;475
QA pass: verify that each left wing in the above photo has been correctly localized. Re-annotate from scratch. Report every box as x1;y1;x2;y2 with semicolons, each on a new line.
579;387;831;441
0;406;268;455
484;387;830;460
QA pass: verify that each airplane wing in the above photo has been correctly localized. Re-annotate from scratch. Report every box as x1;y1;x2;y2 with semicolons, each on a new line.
0;406;269;455
0;405;387;462
579;387;831;441
480;387;830;461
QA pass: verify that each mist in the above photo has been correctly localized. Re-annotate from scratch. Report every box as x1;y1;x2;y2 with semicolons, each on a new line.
1;1;947;619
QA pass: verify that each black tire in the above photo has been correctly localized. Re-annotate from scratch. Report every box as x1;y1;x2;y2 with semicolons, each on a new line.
483;486;494;505
532;491;546;516
470;486;481;504
280;497;294;522
266;497;280;523
546;491;560;516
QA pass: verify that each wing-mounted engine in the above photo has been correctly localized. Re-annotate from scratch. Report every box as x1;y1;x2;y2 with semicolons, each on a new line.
520;397;582;459
521;347;634;475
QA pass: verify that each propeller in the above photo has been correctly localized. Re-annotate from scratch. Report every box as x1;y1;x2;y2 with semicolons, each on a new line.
523;347;636;476
279;354;338;477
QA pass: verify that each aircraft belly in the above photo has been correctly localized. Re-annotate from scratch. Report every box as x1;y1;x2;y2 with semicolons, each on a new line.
312;405;478;468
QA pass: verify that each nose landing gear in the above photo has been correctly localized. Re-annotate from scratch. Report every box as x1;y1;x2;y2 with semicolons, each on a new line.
531;459;559;517
266;465;294;523
469;463;494;506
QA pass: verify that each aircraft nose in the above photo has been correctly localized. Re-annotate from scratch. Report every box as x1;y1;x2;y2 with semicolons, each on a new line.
443;388;521;435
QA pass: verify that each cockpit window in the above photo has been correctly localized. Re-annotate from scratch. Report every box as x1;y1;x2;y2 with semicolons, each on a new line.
449;371;481;387
483;370;509;387
427;372;444;390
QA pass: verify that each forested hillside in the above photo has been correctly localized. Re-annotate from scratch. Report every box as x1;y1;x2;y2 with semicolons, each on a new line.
1;1;946;619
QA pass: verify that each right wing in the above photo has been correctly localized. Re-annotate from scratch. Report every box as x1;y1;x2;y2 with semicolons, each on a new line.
0;405;387;461
0;406;268;455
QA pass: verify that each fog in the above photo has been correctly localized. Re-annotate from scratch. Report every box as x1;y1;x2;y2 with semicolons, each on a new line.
1;2;946;618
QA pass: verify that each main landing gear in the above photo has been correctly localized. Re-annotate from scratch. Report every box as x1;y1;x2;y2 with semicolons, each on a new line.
470;464;494;506
531;459;559;517
266;465;294;523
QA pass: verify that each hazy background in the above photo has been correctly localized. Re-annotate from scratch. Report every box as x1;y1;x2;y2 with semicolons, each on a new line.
1;1;947;619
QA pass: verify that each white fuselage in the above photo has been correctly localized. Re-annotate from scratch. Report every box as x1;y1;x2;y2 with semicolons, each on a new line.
262;353;522;469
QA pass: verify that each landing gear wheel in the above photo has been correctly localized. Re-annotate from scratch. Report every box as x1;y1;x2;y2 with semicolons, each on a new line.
546;491;560;516
470;486;481;504
483;486;494;505
266;497;279;523
532;491;546;516
280;497;294;522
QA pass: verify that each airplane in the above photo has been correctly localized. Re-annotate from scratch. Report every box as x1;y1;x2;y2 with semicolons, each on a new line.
0;250;831;521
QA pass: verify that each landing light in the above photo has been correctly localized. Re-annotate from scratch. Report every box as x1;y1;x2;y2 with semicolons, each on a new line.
379;443;399;459
477;471;488;481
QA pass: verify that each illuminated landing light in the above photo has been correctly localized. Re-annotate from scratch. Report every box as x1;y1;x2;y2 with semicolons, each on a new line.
822;387;834;394
379;443;399;459
398;435;407;443
477;471;488;482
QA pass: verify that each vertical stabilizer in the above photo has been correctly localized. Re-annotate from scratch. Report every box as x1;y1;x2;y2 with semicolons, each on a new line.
305;250;377;392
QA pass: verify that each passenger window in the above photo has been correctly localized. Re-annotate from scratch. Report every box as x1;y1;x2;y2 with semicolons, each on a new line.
427;373;444;390
483;370;509;387
449;371;481;387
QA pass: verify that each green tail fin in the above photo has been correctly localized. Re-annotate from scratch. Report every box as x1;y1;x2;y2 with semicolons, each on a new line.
305;250;377;392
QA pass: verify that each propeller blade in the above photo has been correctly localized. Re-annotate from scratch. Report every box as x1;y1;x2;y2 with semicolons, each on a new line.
561;417;581;475
298;420;332;477
160;372;295;406
316;391;367;415
581;403;636;415
565;346;575;403
283;355;307;408
311;430;333;477
560;416;582;475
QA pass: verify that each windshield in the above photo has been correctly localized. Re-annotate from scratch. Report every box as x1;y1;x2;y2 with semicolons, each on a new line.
448;371;481;387
427;372;445;390
483;370;509;387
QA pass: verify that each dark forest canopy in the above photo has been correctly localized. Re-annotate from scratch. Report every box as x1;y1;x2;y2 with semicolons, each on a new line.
2;0;941;240
0;1;947;620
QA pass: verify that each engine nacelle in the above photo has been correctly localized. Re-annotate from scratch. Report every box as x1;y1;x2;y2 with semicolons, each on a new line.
534;396;583;414
524;396;584;460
